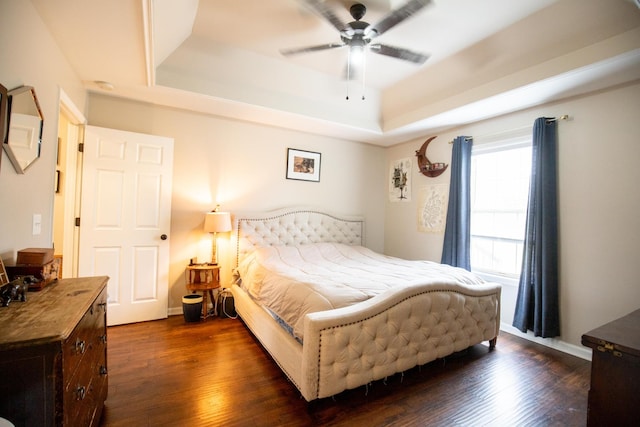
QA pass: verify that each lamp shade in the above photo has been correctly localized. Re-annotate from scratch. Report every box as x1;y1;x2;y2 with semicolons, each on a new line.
204;211;232;233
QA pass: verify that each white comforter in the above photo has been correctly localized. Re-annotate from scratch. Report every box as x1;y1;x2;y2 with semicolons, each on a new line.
236;243;487;340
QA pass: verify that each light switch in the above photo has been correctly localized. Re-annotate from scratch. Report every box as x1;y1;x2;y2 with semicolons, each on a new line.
33;213;42;235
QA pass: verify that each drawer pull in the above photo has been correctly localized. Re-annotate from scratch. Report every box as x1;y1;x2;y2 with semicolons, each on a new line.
100;365;108;376
100;334;107;344
98;302;107;312
75;339;86;354
76;386;86;401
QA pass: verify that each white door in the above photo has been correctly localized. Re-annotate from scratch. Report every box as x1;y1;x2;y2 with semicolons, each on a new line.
79;126;174;326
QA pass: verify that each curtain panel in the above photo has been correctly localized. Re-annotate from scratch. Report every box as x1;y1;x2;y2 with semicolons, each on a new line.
513;117;560;338
441;136;472;270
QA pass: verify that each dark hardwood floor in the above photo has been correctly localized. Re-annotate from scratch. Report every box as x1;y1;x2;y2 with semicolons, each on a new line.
101;315;591;427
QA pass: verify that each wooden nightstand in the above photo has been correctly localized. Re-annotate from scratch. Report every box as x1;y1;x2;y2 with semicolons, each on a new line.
185;264;220;319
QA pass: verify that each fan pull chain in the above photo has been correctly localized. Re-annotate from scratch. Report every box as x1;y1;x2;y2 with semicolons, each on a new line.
345;47;367;101
346;47;351;100
361;50;366;100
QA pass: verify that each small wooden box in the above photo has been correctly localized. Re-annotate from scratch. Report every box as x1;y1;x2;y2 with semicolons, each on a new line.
16;248;54;265
6;257;61;291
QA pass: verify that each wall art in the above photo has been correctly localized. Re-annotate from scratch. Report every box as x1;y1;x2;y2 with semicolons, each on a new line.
286;148;321;182
417;184;449;233
389;157;411;202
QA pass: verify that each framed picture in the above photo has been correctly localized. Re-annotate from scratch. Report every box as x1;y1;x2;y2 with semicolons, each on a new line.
286;148;321;182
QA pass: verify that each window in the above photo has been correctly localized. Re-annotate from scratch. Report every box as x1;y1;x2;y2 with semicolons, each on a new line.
470;138;531;280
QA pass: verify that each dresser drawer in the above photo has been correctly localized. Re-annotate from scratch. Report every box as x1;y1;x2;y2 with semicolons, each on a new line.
64;345;107;427
63;288;107;380
62;287;107;426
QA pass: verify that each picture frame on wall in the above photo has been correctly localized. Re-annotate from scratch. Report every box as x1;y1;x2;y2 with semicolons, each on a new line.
286;148;321;182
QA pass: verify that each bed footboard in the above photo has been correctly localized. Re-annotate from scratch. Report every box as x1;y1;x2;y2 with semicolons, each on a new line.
301;282;501;400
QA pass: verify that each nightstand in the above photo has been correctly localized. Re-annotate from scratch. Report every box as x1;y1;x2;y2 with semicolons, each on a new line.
185;264;220;319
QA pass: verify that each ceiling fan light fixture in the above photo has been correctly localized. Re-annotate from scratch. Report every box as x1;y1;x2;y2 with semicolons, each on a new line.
346;42;367;101
283;0;432;97
349;42;365;65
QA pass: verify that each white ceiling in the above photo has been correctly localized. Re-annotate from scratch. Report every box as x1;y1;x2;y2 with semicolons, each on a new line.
31;0;640;146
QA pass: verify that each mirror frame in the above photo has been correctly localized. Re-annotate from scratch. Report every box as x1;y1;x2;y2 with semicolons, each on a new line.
4;85;44;174
0;83;8;172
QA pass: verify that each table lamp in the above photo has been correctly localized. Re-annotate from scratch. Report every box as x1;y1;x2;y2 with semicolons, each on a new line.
204;208;232;265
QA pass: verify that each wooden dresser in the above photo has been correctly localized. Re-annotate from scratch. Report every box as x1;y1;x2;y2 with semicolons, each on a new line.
582;309;640;426
0;276;109;427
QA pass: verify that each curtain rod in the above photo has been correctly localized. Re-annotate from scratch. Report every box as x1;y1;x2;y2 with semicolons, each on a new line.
546;114;570;123
448;115;570;144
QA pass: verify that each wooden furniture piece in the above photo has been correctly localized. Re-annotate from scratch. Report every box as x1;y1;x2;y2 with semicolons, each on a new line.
0;276;109;427
185;264;220;319
5;248;61;291
582;309;640;426
16;247;54;265
415;135;448;178
54;254;63;279
0;258;9;285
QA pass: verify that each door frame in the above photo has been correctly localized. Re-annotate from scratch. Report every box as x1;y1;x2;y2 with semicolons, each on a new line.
56;88;86;278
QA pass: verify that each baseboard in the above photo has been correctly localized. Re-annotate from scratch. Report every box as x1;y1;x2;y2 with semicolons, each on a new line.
168;306;183;316
500;323;592;361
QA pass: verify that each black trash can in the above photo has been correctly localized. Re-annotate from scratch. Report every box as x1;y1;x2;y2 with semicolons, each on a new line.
182;294;203;322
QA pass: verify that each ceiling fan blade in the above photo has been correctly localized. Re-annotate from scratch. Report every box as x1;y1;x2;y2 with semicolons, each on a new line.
280;42;345;56
303;0;349;32
370;44;429;64
366;0;432;37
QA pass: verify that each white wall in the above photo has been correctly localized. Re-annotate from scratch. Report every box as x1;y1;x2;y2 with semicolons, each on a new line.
86;94;387;313
0;1;86;262
385;81;640;355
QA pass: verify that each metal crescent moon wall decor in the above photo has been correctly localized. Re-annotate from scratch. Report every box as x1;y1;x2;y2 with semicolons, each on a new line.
415;136;448;178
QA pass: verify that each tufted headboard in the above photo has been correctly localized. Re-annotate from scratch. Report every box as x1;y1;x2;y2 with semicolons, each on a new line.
233;207;364;266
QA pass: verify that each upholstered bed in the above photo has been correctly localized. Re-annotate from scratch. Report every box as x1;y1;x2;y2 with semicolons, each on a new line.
230;207;501;402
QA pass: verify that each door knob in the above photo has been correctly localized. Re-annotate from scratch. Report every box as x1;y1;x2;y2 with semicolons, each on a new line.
160;234;168;240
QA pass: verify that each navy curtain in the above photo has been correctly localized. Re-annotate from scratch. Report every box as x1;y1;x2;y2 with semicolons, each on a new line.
441;136;472;270
513;117;560;338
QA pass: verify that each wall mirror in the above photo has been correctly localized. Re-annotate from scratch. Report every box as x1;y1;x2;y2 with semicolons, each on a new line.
0;83;8;172
3;85;43;174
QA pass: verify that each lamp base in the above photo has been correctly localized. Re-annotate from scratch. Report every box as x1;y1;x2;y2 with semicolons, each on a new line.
210;233;218;265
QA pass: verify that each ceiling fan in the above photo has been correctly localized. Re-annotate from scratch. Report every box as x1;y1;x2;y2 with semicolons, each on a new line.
281;0;432;97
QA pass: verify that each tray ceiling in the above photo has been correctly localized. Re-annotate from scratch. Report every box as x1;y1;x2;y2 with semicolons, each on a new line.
31;0;640;145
